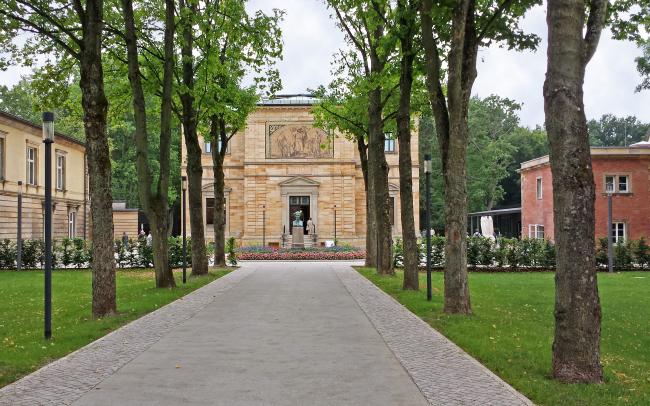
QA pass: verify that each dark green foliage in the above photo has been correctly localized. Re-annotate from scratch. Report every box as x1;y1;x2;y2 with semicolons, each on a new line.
226;237;237;266
633;237;650;269
20;239;42;269
614;241;634;270
0;239;16;268
392;237;404;267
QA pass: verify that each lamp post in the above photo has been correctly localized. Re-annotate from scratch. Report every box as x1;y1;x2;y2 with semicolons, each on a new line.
42;112;54;339
17;181;22;271
181;176;187;284
262;204;266;247
424;154;432;301
606;180;614;273
333;204;337;246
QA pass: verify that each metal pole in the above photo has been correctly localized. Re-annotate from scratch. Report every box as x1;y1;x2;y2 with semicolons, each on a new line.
334;207;337;246
426;169;432;301
262;206;266;247
44;137;53;339
182;186;187;284
17;181;22;271
607;193;613;273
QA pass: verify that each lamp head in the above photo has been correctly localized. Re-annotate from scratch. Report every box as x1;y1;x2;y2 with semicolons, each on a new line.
17;180;22;195
424;153;431;174
181;175;187;191
606;181;614;194
42;112;54;142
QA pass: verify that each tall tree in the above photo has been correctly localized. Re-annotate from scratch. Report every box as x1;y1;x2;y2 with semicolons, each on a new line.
394;0;420;289
544;0;607;383
587;114;650;146
313;61;375;267
177;0;209;276
196;0;282;266
419;0;539;313
1;0;116;317
327;0;396;275
118;0;176;287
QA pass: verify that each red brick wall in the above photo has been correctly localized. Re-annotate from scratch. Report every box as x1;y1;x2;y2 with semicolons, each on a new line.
521;155;650;241
520;165;554;239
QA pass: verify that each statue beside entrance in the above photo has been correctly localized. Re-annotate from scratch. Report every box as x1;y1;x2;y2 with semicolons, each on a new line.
291;210;305;248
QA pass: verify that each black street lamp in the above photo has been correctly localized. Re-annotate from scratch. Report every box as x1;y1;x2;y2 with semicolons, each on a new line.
42;112;54;339
606;180;614;273
424;154;432;301
181;176;187;284
17;181;22;271
333;204;337;246
262;204;266;247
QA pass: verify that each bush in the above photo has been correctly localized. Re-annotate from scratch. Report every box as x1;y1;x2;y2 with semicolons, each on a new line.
226;237;237;266
392;238;404;267
21;239;43;269
633;237;650;270
0;239;16;269
59;238;74;268
614;240;633;270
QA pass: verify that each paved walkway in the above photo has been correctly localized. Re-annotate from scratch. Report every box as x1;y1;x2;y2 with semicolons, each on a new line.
1;262;533;406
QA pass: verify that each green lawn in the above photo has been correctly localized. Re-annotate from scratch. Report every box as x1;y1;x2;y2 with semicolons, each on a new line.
0;268;230;388
357;268;650;406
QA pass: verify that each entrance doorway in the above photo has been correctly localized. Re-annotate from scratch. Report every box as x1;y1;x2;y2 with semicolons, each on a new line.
289;196;310;234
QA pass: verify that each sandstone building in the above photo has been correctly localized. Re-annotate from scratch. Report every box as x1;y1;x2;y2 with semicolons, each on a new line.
181;95;420;247
0;111;89;241
520;144;650;242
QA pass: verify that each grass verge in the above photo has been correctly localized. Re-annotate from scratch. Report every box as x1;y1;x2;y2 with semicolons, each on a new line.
357;268;649;406
0;267;231;388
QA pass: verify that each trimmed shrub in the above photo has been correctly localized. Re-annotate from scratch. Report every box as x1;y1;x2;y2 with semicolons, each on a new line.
392;238;404;267
614;240;633;270
633;237;650;270
226;237;238;266
0;239;16;269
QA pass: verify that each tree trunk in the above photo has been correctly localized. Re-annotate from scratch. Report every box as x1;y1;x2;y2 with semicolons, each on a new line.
357;137;376;267
441;120;471;313
397;0;419;290
368;87;393;275
211;117;226;267
420;0;475;313
180;0;209;276
121;0;175;288
79;0;116;317
545;0;605;383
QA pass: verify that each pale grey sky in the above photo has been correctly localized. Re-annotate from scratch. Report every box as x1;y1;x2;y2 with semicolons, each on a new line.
1;1;648;127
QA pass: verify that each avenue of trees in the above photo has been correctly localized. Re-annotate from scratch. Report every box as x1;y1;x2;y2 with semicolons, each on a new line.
0;0;282;308
0;0;648;385
317;0;647;384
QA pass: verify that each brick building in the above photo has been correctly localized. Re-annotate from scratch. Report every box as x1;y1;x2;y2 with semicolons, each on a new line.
180;95;420;247
0;111;89;241
520;145;650;242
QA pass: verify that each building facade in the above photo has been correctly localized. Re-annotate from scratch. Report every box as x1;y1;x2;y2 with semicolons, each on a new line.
181;96;420;247
520;146;650;242
0;111;89;241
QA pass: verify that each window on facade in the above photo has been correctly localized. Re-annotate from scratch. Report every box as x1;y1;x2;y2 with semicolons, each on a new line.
56;154;66;190
384;138;396;153
206;198;215;225
0;137;4;180
612;222;626;243
536;177;543;200
290;196;310;205
204;142;212;154
68;211;76;238
528;224;544;239
389;197;395;226
26;146;37;185
618;175;629;193
605;175;630;193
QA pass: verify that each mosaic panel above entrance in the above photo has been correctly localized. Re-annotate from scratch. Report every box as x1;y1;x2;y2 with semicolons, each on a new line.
266;122;333;159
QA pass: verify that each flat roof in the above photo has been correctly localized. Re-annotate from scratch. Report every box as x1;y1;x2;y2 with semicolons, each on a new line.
468;207;521;216
257;94;320;106
520;146;650;171
0;110;85;148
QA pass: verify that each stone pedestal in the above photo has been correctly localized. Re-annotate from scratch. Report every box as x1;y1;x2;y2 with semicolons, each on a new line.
292;228;305;249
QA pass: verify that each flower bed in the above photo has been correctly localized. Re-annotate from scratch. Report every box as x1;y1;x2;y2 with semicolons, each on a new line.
238;250;365;261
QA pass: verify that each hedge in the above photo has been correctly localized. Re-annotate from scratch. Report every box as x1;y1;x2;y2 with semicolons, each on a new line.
0;237;194;270
393;236;650;270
